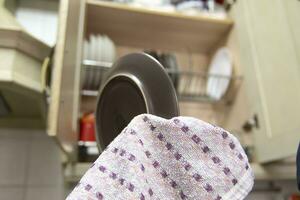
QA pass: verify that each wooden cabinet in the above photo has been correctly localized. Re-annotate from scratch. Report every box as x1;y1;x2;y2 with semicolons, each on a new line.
48;0;85;161
230;0;300;163
50;0;236;161
51;0;300;166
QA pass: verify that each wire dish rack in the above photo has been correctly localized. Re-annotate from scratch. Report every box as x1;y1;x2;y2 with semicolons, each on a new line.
82;60;242;104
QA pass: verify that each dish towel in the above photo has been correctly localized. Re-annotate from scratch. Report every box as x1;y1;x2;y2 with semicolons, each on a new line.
67;114;254;200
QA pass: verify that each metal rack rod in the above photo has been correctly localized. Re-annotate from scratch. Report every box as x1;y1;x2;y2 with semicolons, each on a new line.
81;59;242;104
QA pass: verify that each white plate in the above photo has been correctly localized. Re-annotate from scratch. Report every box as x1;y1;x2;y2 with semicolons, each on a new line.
106;36;112;62
86;38;95;90
83;40;90;89
178;74;188;95
206;47;232;100
90;34;97;61
89;34;98;89
95;34;103;62
101;35;107;62
110;37;116;62
83;40;89;60
93;34;103;89
106;36;116;63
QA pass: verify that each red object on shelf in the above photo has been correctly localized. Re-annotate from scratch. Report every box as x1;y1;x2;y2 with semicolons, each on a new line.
290;195;300;200
80;113;96;142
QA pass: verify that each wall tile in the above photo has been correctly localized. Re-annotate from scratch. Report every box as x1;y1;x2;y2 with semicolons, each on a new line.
26;134;63;186
25;186;63;200
0;134;30;186
0;130;64;199
0;187;24;200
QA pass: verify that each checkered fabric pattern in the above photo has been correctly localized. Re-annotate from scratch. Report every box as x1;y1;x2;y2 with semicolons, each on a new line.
67;114;254;200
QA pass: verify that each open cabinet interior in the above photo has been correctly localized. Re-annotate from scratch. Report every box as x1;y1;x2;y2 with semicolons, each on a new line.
80;0;240;116
76;0;249;164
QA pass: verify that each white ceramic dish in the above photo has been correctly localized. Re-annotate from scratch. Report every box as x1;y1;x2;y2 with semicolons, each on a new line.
96;34;103;62
103;35;109;62
83;34;116;90
83;40;89;89
83;40;89;60
93;34;103;89
106;36;115;63
90;34;98;89
90;34;97;61
86;38;95;90
206;47;232;100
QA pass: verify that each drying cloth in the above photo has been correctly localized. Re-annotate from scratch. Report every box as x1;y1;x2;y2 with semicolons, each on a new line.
67;114;254;200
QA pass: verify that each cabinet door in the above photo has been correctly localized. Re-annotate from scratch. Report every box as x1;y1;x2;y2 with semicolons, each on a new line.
285;0;300;64
233;0;300;163
48;0;85;161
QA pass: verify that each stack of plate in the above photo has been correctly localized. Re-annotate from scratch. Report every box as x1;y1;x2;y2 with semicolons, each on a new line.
206;47;232;101
144;51;179;90
83;34;116;91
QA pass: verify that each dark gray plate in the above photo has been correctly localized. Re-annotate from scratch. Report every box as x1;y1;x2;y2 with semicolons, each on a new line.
95;53;179;151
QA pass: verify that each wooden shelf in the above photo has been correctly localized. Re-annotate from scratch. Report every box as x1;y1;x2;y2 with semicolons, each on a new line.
86;0;233;53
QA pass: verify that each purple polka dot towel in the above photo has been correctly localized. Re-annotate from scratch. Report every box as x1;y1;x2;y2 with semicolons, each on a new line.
67;114;254;200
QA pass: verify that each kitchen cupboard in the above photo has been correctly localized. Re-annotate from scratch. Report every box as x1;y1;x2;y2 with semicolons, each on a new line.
229;0;300;163
49;0;235;160
49;0;300;168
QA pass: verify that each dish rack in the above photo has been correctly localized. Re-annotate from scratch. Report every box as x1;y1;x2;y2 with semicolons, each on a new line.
82;60;242;104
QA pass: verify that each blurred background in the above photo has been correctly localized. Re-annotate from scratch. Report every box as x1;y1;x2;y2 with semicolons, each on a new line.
0;0;300;199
